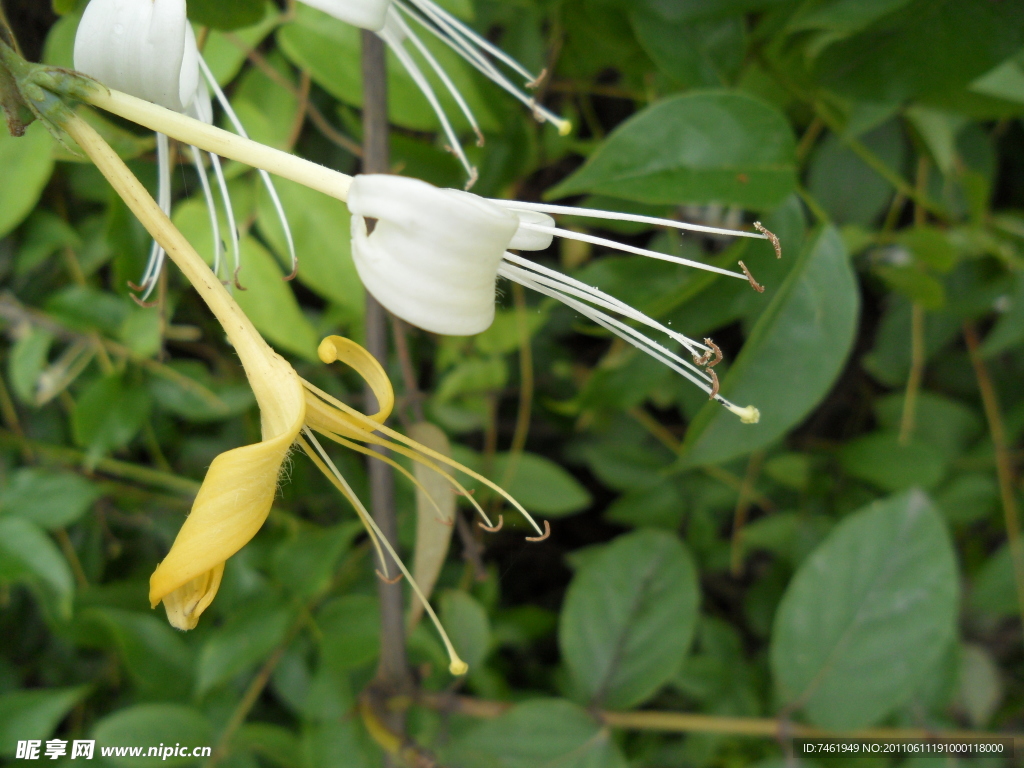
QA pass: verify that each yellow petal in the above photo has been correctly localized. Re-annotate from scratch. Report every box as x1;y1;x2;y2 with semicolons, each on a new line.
150;350;304;626
317;336;394;424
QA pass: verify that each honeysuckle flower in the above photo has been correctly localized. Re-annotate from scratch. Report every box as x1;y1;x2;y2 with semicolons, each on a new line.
299;0;570;187
348;174;772;423
74;0;295;299
60;107;542;675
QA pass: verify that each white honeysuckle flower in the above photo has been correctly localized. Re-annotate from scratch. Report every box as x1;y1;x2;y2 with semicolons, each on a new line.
347;174;772;424
74;0;295;299
299;0;570;188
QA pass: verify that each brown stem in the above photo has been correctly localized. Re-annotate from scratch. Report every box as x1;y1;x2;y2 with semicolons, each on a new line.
899;303;926;445
361;30;410;755
964;323;1024;638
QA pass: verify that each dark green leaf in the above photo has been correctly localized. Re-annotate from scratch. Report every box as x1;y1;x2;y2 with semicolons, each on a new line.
442;699;627;768
196;599;294;695
560;529;699;708
92;705;213;766
0;517;74;620
548;91;797;210
187;0;266;30
771;490;958;729
440;590;492;672
814;0;1024;103
0;122;54;239
72;374;151;466
0;687;89;756
0;468;99;529
839;432;946;491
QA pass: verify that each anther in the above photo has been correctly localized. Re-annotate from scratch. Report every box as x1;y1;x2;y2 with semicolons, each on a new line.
753;222;782;259
707;368;720;400
130;293;159;309
525;520;551;542
474;127;485;148
376;569;404;584
692;348;712;367
464;167;479;191
703;338;724;368
526;68;548;89
283;260;299;282
738;261;765;293
234;266;248;291
436;516;455;527
479;515;504;533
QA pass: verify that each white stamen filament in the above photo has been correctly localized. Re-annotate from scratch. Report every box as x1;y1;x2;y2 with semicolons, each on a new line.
198;57;298;277
494;200;771;242
390;11;484;148
138;132;172;299
209;153;240;284
394;0;571;134
302;427;469;675
378;21;478;186
518;221;748;280
188;145;223;279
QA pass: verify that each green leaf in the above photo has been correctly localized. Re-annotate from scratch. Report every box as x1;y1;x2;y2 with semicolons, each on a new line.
0;468;99;530
72;374;151;466
770;490;959;729
839;432;946;491
0;122;55;239
233;723;302;768
559;529;699;709
630;11;745;89
442;699;627;768
147;361;253;423
317;595;380;673
440;590;492;672
0;687;89;756
80;608;194;702
680;226;859;467
0;517;75;620
8;327;53;404
970;545;1017;619
188;0;266;30
196;599;294;695
92;705;213;766
232;237;320;362
813;0;1024;103
547;91;797;210
256;178;364;319
272;522;361;599
492;452;592;517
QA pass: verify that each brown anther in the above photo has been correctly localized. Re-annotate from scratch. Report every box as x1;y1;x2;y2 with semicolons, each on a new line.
474;127;485;148
464;167;479;191
130;293;159;309
738;260;765;293
435;516;455;527
126;280;146;292
526;68;548;90
692;349;712;367
479;515;504;533
283;261;299;281
703;338;724;368
233;266;248;291
375;569;403;585
452;488;476;497
754;221;782;259
707;368;720;400
525;520;551;542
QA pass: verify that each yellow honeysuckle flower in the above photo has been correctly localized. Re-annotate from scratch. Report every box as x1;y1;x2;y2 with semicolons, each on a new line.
60;110;542;676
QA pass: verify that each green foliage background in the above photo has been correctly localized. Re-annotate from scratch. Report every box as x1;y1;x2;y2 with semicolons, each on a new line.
1;0;1024;765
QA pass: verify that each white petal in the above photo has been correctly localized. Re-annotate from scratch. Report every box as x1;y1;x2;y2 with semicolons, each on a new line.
508;209;555;251
178;23;202;113
347;175;518;336
74;0;190;111
300;0;392;31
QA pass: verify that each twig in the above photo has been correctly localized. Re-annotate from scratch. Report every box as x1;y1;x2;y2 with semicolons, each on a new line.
899;303;926;445
361;31;411;762
390;315;424;426
0;428;200;496
417;693;1017;741
964;322;1024;639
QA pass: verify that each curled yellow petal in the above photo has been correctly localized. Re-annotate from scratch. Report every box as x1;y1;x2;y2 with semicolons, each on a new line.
318;335;393;424
150;350;305;629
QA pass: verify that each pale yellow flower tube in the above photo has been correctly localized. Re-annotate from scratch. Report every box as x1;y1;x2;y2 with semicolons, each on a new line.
61;111;305;630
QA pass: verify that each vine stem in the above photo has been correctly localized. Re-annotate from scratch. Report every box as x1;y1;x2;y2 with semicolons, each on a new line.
360;29;411;764
417;693;1019;741
963;323;1024;637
